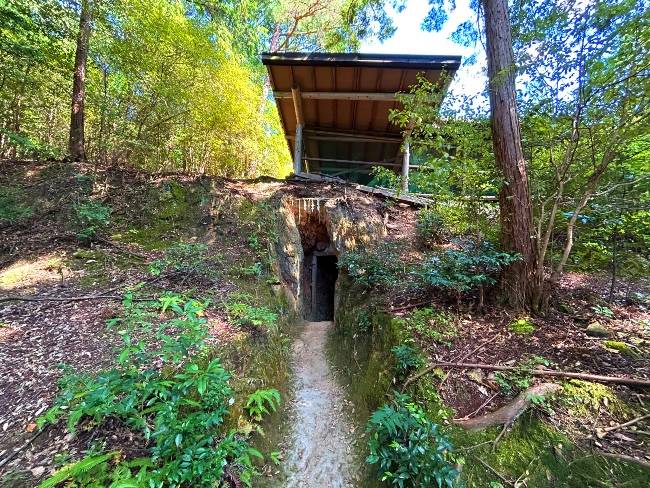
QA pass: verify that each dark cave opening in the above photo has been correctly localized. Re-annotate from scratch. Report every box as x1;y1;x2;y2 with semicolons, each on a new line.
295;206;338;322
310;254;338;321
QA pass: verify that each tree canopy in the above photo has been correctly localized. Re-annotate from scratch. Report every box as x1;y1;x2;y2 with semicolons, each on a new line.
0;0;398;177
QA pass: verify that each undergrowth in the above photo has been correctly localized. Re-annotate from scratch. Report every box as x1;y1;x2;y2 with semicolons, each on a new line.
37;292;274;488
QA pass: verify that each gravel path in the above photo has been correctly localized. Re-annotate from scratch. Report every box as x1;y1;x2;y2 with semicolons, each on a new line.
283;321;358;487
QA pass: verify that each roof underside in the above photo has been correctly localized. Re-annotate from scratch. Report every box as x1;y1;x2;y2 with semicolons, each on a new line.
262;52;461;183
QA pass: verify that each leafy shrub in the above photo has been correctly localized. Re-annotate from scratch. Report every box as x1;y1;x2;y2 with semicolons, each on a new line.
1;130;63;159
366;392;461;488
417;208;445;246
414;244;520;295
73;200;112;240
358;311;372;333
225;300;277;328
245;389;281;421
392;343;426;376
404;308;457;347
339;242;407;289
38;294;265;488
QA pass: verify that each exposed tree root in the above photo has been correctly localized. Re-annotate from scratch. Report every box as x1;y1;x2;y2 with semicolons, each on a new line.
454;383;561;431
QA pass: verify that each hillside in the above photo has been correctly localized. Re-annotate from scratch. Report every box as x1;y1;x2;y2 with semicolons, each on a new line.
1;160;649;487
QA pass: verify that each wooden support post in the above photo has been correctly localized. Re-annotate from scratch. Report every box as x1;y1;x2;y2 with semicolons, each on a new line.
292;84;305;174
294;123;303;174
401;138;410;193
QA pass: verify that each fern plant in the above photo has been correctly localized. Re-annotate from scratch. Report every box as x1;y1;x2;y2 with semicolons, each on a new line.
245;388;281;422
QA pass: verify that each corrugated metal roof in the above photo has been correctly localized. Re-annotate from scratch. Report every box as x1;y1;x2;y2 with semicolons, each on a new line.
262;52;461;183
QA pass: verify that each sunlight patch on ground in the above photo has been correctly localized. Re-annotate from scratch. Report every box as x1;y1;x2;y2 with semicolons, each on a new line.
0;254;65;291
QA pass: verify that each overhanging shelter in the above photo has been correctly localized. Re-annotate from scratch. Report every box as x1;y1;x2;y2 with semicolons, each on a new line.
262;52;461;190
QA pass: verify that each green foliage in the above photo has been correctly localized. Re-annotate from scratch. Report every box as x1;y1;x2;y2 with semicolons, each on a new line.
225;300;277;328
366;392;461;488
0;185;33;222
358;311;372;333
339;242;407;289
37;452;121;488
391;343;426;376
73;200;112;239
508;317;535;335
414;245;521;294
245;388;281;422
493;356;551;396
592;306;614;319
2;130;63;159
148;242;215;277
39;294;262;487
238;262;263;277
417;208;445;247
404;308;457;347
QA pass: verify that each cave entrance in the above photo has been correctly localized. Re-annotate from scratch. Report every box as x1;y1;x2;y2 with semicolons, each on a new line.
310;254;338;321
294;199;338;322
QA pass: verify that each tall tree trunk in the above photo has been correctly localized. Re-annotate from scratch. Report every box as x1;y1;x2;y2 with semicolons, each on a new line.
69;0;91;162
483;0;536;310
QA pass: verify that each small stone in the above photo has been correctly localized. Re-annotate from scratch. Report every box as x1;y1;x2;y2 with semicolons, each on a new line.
586;321;614;337
30;466;46;477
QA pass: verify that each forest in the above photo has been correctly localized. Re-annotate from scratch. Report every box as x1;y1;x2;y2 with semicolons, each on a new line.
1;0;649;487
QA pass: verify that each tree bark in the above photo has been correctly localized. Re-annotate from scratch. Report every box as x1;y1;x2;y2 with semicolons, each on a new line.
483;0;536;310
69;0;91;162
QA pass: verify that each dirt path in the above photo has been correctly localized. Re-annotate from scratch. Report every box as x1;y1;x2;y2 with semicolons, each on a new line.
283;321;358;487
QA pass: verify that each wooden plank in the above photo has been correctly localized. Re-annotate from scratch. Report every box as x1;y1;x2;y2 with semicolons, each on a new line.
292;172;432;206
291;84;305;125
274;91;413;101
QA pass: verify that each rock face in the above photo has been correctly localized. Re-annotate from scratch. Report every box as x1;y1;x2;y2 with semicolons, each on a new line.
273;197;304;314
272;192;387;315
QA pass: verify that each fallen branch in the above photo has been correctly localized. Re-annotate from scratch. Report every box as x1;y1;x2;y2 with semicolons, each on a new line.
384;300;431;313
0;424;49;469
433;362;650;388
454;383;561;431
0;294;124;304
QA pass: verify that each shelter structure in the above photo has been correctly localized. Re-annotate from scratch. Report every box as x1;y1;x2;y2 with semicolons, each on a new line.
262;52;461;190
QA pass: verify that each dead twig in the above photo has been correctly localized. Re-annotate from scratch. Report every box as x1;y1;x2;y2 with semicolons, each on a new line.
0;424;49;470
601;414;650;434
472;455;514;486
384;300;431;313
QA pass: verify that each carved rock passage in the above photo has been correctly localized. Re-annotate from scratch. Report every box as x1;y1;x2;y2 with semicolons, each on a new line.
284;321;358;487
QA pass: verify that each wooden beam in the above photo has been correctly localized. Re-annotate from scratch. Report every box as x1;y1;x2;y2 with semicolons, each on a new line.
294;123;303;174
304;157;420;169
291;133;401;144
401;138;410;193
305;128;402;143
274;91;413;102
291;84;305;125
